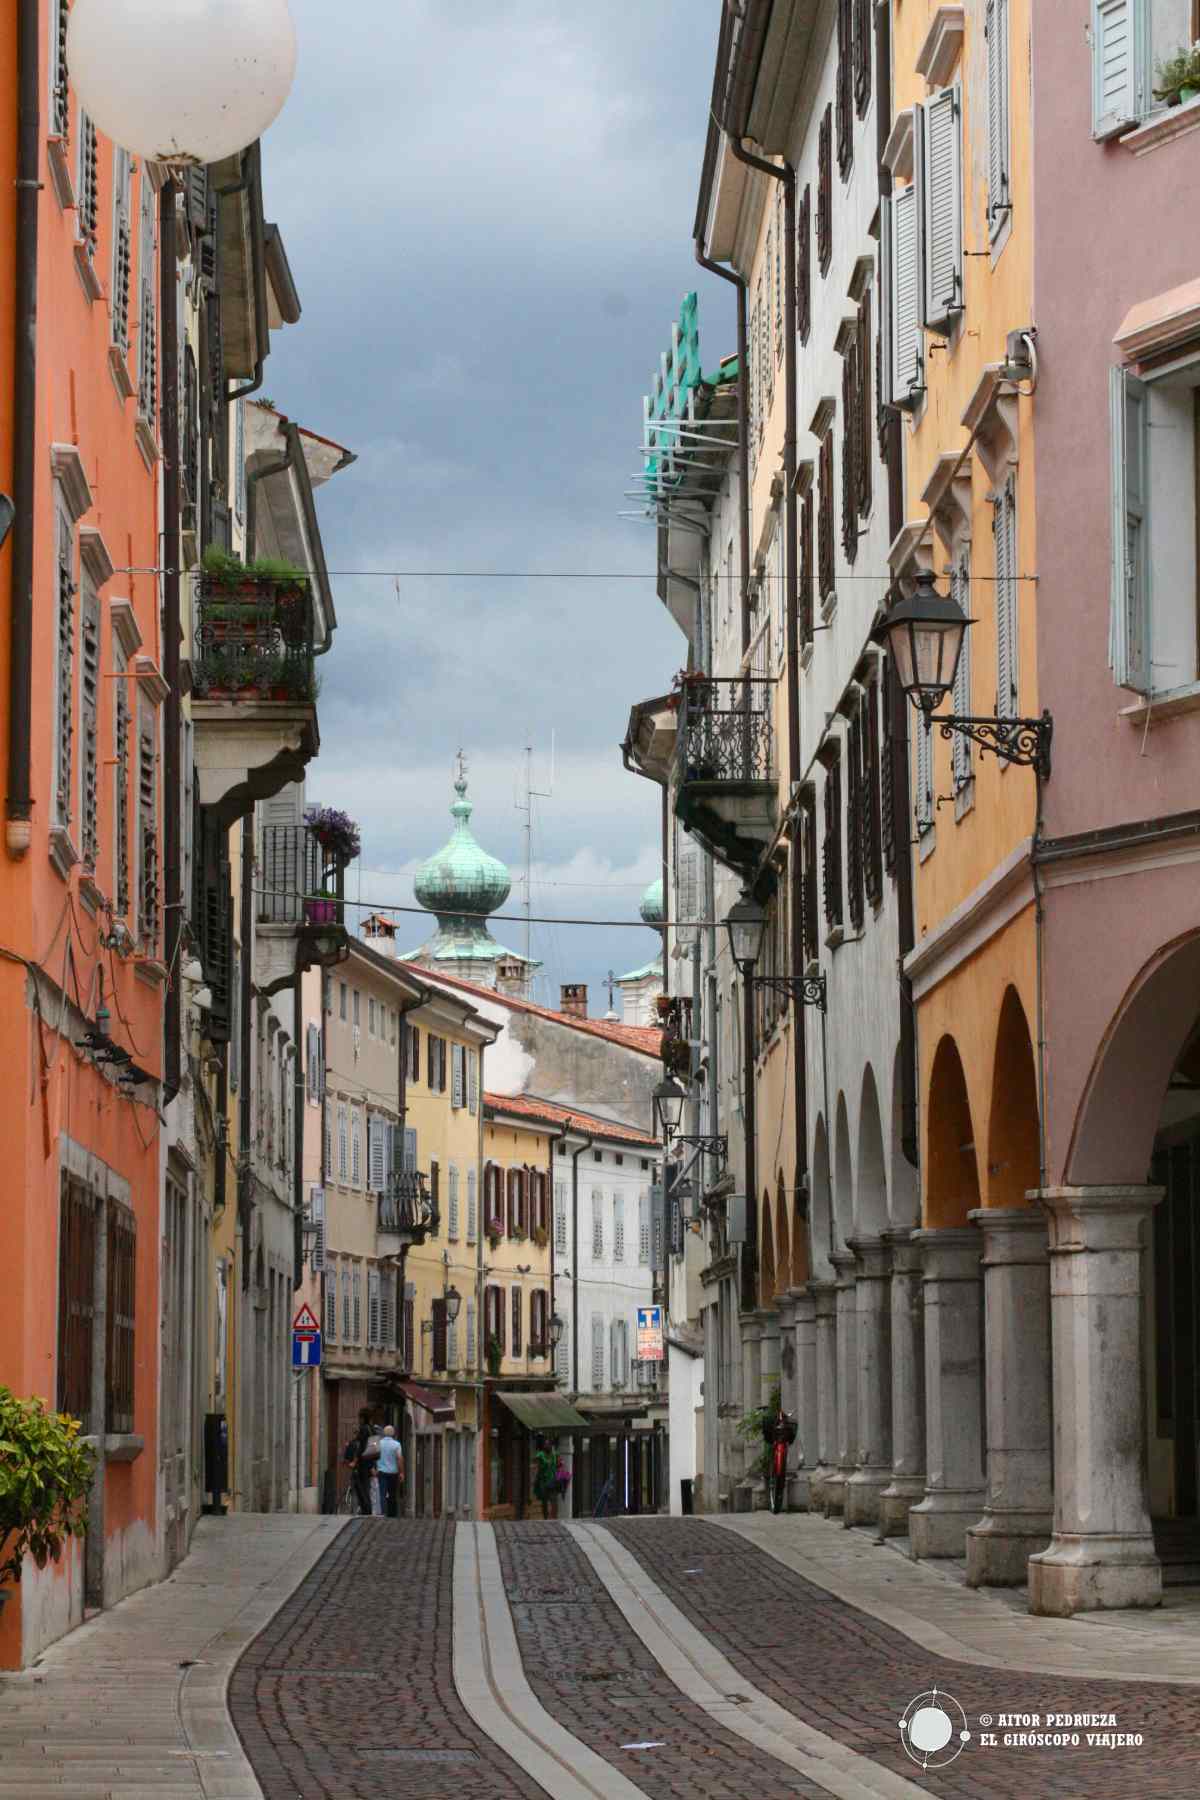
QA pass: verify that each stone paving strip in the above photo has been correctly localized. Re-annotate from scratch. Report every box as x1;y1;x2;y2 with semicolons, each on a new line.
610;1517;1200;1799
229;1518;547;1800
495;1519;828;1799
0;1512;346;1800
718;1512;1200;1684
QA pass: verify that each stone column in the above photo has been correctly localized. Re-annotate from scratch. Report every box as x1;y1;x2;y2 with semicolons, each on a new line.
1028;1186;1163;1617
828;1252;859;1519
878;1229;926;1539
776;1290;800;1437
908;1227;985;1560
792;1287;818;1510
966;1208;1053;1586
845;1236;893;1526
811;1280;838;1512
759;1306;782;1408
736;1311;766;1511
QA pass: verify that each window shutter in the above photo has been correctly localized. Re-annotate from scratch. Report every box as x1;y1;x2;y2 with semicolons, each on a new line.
951;555;973;785
352;1108;364;1188
610;1319;619;1386
1109;364;1149;691
591;1314;605;1389
54;509;76;831
448;1166;460;1239
889;186;923;407
506;1167;516;1237
817;106;833;275
381;1269;396;1350
111;149;133;354
342;1267;352;1341
427;1031;435;1087
864;676;884;904
836;0;853;177
1092;0;1144;141
555;1182;568;1254
797;185;811;344
467;1047;478;1114
440;1038;448;1092
854;0;872;114
368;1117;386;1193
430;1159;440;1225
337;1102;348;1181
448;1310;459;1371
451;1042;463;1107
613;1195;625;1262
324;1264;337;1340
352;1267;362;1343
818;428;835;603
986;0;1011;236
431;1296;447;1372
638;1191;650;1264
822;752;844;927
466;1299;477;1367
650;1182;665;1271
324;1109;332;1182
368;1268;380;1347
306;1024;319;1102
467;1168;478;1242
555;1325;570;1384
592;1190;603;1260
511;1287;522;1358
919;86;962;332
846;708;865;930
403;1127;417;1173
50;0;70;138
994;477;1019;717
915;711;934;833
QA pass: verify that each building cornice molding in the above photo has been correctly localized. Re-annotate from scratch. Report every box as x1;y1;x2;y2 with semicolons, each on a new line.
903;836;1035;1000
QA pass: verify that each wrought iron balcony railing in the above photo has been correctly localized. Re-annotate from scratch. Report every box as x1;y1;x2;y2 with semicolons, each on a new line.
379;1169;437;1244
674;677;774;787
192;573;316;705
257;823;346;927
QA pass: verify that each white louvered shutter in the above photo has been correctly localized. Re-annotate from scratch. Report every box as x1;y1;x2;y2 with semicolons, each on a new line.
468;1047;478;1114
466;1300;477;1367
324;1265;337;1340
351;1108;363;1188
337;1102;348;1182
889;187;922;407
591;1314;605;1390
341;1267;351;1341
994;477;1019;718
638;1191;650;1264
310;1187;325;1272
919;86;962;331
306;1024;319;1102
368;1268;380;1347
986;0;1011;238
448;1166;460;1239
467;1169;478;1243
451;1042;464;1109
1109;365;1149;691
368;1117;385;1193
554;1181;568;1255
613;1196;625;1263
353;1267;362;1343
555;1325;570;1385
677;844;700;949
591;1191;603;1260
1092;0;1144;141
915;712;933;833
610;1320;620;1386
951;553;973;788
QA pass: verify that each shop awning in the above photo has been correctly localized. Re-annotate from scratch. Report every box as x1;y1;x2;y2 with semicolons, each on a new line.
397;1380;455;1422
493;1391;590;1431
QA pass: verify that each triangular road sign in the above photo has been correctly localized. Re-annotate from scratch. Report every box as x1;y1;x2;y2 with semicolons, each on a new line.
292;1302;320;1333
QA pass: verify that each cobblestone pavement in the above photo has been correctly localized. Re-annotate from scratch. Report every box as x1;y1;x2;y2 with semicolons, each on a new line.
607;1518;1200;1799
493;1519;826;1798
229;1518;546;1800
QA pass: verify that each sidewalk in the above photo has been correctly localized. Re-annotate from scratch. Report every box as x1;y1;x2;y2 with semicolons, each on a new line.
714;1513;1200;1684
0;1513;346;1800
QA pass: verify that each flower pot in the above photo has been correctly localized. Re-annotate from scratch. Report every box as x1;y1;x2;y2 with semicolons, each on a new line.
305;899;337;925
1181;85;1199;101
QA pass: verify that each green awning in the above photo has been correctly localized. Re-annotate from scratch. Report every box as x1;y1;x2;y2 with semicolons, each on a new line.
493;1391;589;1431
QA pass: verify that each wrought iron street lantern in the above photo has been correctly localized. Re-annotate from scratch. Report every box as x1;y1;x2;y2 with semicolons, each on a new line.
725;893;826;1011
880;570;1053;778
66;0;297;165
444;1284;462;1326
549;1311;565;1350
652;1076;686;1140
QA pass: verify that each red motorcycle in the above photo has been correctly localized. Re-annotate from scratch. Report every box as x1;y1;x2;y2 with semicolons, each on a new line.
766;1412;798;1514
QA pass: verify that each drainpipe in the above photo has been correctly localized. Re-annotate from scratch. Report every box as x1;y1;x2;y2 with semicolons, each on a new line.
292;958;304;1289
693;243;751;656
238;812;253;1292
6;0;38;854
569;1133;592;1395
875;0;919;1169
161;179;182;1101
215;144;270;404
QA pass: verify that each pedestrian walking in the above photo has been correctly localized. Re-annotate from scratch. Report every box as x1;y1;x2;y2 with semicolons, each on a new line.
532;1436;559;1519
375;1424;404;1518
345;1406;379;1516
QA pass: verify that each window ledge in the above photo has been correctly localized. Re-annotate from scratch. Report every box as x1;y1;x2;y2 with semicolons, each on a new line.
47;138;76;210
1119;681;1200;727
74;241;103;305
918;824;937;863
954;776;976;823
80;1433;144;1463
824;924;845;950
134;957;169;988
1120;96;1200;157
48;826;79;883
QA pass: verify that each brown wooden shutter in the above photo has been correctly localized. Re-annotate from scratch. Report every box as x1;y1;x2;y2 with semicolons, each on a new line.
511;1287;522;1358
836;0;853;178
865;675;884;907
817;107;833;275
841;352;859;567
818;429;835;605
847;709;865;931
799;487;814;646
505;1168;515;1237
431;1296;447;1372
430;1160;440;1225
797;185;812;344
823;751;843;929
427;1031;435;1086
881;658;898;877
802;792;820;966
854;0;872;117
858;289;873;519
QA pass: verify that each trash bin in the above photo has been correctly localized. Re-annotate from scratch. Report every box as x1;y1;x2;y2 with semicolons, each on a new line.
680;1478;694;1515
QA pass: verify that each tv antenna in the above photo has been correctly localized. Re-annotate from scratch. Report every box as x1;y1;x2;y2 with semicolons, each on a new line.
515;738;554;966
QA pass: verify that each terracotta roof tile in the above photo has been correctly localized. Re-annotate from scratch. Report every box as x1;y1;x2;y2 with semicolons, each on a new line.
483;1090;661;1148
399;962;663;1056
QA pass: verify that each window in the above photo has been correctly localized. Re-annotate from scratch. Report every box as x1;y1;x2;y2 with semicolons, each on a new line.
854;0;872;115
380;1268;395;1350
431;1296;447;1372
50;0;70;140
918;86;963;333
885;185;923;409
352;1266;362;1343
857;288;873;522
799;481;814;646
429;1159;440;1231
1110;361;1199;695
79;579;100;868
451;1042;464;1109
915;711;934;836
841;343;862;568
447;1308;459;1372
324;1267;337;1341
846;707;865;932
818;425;836;608
402;1281;415;1369
993;475;1019;716
836;0;854;178
639;1190;650;1264
511;1287;522;1359
57;1174;96;1428
986;0;1011;238
466;1298;477;1367
555;1181;568;1255
448;1165;460;1239
613;1195;625;1262
822;749;844;929
54;501;75;831
368;996;376;1037
137;702;158;956
77;112;98;257
817;106;833;275
467;1047;478;1114
591;1313;605;1389
950;551;973;787
1091;0;1200;138
407;1023;419;1082
337;1101;348;1182
368;1114;387;1193
881;663;897;876
485;1283;504;1355
105;1199;136;1434
351;1106;363;1188
610;1318;629;1391
341;1265;351;1342
555;1321;570;1385
111;149;133;361
484;1162;502;1235
591;1189;604;1261
593;1149;603;1164
309;1187;325;1272
352;988;360;1027
368;1267;381;1348
114;645;130;913
339;981;347;1021
467;1168;478;1243
864;673;884;905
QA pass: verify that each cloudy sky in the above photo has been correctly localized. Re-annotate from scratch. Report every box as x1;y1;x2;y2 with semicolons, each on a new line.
260;1;733;1012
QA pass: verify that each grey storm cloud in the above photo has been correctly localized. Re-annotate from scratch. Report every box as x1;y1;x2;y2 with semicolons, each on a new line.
260;2;733;1008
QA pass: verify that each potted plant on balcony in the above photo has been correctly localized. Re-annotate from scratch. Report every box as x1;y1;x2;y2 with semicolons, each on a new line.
487;1225;503;1252
305;887;338;926
531;1224;548;1250
1155;43;1200;105
0;1387;97;1598
305;805;361;866
485;1335;503;1377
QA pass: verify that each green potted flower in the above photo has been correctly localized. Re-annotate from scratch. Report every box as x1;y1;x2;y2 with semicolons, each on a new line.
305;805;361;866
1155;42;1200;105
485;1335;504;1378
0;1388;96;1598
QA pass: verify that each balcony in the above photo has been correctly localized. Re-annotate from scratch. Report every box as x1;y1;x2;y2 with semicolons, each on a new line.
673;676;777;877
191;569;320;825
254;820;350;996
377;1170;437;1262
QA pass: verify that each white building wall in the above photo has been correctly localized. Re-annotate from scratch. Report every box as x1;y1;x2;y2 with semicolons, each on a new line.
553;1141;657;1403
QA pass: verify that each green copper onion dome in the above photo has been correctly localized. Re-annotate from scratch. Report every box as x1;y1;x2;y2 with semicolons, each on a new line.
639;877;664;926
414;776;512;922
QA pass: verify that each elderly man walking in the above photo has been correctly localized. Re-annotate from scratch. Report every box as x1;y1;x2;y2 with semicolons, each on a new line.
375;1425;404;1518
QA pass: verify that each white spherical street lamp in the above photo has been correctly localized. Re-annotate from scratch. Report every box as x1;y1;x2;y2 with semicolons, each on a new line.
66;0;297;166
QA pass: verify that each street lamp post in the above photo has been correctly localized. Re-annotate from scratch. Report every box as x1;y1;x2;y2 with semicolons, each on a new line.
879;569;1053;779
725;893;827;1011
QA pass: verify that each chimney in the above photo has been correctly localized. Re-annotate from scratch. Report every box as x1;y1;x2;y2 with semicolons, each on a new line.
560;982;588;1019
361;913;397;958
495;958;529;999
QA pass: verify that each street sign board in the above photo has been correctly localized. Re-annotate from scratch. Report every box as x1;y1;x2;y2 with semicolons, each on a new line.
293;1302;320;1333
292;1328;322;1368
637;1305;664;1363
